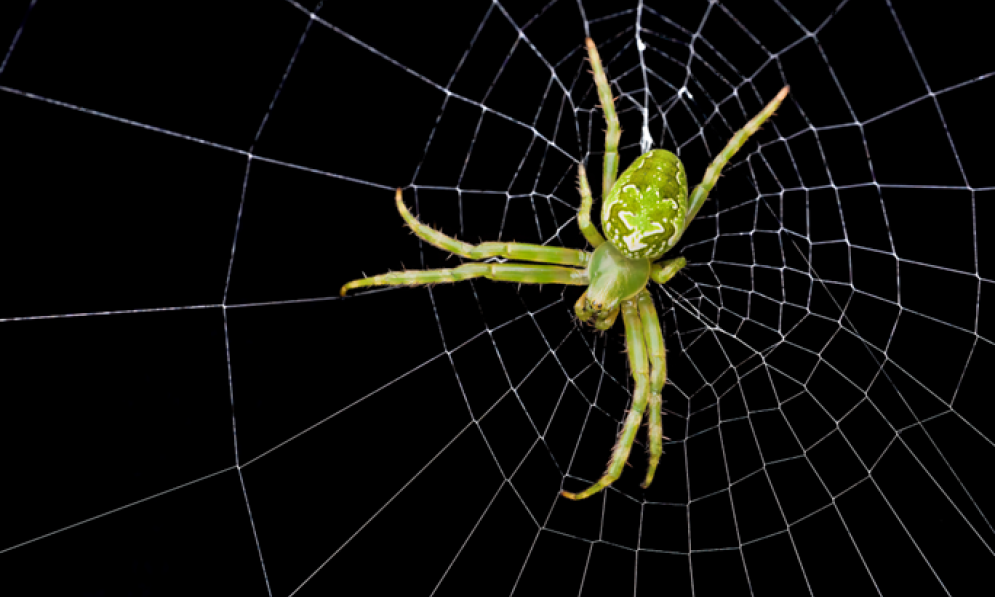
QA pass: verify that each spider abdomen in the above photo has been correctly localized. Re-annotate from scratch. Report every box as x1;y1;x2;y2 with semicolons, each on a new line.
601;149;688;260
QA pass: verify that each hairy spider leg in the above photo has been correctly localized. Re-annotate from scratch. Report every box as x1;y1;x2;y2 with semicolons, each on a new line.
392;189;590;267
586;38;621;201
685;86;790;226
640;259;686;485
562;297;650;500
576;164;605;248
650;256;686;285
340;262;589;295
636;290;667;488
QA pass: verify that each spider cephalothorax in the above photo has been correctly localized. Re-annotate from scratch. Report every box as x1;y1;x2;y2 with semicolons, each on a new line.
341;38;788;500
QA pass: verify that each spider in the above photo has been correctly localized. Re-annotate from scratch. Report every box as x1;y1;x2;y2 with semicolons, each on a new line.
341;38;788;500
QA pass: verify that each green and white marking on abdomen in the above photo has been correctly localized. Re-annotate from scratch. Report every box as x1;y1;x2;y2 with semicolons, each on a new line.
601;149;689;260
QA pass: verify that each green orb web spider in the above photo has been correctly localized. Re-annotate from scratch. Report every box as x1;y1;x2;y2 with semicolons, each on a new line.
341;38;788;500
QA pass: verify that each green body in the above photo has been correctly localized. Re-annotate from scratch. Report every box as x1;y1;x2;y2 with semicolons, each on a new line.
573;149;688;333
602;149;688;260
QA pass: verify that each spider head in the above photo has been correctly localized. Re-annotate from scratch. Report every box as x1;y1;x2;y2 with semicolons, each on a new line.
601;149;689;261
575;243;650;329
575;289;620;330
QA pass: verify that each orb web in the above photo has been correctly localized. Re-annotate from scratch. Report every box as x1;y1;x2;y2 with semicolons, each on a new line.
1;1;992;595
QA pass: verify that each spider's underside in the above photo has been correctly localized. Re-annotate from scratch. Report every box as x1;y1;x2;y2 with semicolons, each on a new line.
341;38;789;501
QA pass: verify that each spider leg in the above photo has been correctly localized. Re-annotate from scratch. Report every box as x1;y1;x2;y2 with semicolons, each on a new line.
594;306;620;331
393;189;589;267
340;263;588;295
685;86;789;225
585;38;621;200
650;257;686;285
562;297;648;500
637;290;668;488
576;164;605;248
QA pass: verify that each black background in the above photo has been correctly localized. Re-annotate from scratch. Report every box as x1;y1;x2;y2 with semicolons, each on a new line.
1;1;992;596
